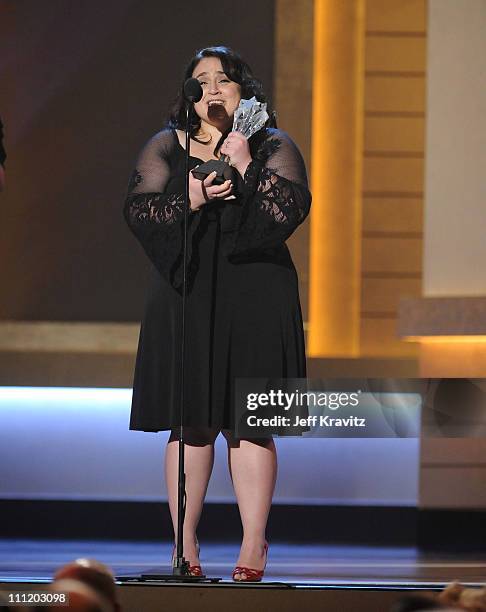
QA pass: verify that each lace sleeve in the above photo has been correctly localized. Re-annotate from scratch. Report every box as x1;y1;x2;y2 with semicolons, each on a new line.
220;128;311;256
123;129;197;290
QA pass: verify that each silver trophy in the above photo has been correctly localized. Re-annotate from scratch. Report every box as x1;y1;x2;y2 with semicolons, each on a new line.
191;97;269;186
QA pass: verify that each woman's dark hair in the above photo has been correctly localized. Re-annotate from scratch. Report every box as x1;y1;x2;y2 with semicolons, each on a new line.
167;45;276;155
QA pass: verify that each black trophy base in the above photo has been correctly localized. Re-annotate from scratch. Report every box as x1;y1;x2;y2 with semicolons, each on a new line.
191;159;236;185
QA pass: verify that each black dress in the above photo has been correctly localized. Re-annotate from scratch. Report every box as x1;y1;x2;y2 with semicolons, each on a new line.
123;127;311;433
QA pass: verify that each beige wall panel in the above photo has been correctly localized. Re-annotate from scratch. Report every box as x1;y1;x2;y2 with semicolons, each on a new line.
419;343;486;378
362;198;423;232
0;351;135;388
308;356;419;377
362;277;421;312
0;321;139;353
362;237;422;274
360;318;419;356
365;37;426;72
420;467;486;509
364;117;425;152
363;158;424;192
365;76;425;112
366;0;426;32
421;437;486;465
423;0;486;296
274;0;313;171
274;0;313;321
360;0;425;361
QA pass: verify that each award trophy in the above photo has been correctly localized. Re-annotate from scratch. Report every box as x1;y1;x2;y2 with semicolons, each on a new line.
191;96;269;186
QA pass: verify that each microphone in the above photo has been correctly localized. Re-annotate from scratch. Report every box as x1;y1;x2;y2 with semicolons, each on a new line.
182;77;233;187
183;78;203;103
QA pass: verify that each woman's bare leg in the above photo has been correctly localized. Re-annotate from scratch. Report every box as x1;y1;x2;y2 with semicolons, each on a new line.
165;427;219;567
223;432;277;579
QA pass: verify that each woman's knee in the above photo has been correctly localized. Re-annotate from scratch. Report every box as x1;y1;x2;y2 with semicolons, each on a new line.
222;429;274;449
168;427;219;446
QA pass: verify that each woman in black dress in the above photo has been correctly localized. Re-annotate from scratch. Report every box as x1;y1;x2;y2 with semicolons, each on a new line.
124;46;311;580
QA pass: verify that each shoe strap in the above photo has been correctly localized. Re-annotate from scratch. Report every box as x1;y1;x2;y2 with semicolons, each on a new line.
233;566;264;578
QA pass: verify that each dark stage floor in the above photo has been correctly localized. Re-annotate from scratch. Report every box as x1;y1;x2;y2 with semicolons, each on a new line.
1;539;485;586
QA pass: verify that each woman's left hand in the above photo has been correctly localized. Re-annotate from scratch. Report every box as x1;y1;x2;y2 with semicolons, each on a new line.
220;131;252;177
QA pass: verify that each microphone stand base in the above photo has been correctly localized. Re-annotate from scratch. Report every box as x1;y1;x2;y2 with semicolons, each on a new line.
128;570;221;583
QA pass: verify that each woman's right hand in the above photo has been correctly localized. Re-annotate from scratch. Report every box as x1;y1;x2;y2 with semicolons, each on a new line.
189;170;233;211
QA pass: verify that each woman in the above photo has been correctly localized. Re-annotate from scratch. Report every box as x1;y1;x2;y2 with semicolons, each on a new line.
123;46;311;581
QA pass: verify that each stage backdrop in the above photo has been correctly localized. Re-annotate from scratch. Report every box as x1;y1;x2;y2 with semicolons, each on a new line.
0;1;420;510
0;0;275;321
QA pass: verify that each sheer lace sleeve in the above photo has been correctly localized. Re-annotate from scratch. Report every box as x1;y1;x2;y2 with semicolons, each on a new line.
123;129;197;290
220;128;311;257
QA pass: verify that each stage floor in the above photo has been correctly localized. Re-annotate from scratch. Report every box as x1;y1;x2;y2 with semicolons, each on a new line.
1;539;485;587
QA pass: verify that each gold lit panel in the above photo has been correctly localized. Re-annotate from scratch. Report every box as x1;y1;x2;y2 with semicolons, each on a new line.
364;117;425;152
365;37;426;72
308;0;365;357
366;0;426;32
361;318;418;356
365;76;425;113
362;198;423;233
362;278;422;313
362;237;422;274
309;0;426;359
359;0;426;358
363;158;424;192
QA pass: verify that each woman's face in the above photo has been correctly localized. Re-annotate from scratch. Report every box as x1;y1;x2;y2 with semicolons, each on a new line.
192;56;241;128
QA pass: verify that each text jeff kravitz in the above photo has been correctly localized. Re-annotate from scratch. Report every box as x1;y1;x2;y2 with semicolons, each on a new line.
246;415;367;427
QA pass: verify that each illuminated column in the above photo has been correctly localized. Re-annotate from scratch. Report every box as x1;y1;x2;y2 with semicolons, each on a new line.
308;0;365;357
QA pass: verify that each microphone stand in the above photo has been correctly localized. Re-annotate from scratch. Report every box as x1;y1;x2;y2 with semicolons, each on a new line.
171;102;197;577
136;96;220;584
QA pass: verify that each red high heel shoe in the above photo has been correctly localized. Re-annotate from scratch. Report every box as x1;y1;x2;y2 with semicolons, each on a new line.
232;541;269;582
171;542;203;577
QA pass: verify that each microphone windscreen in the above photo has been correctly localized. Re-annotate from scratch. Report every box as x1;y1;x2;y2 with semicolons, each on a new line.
184;78;203;103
